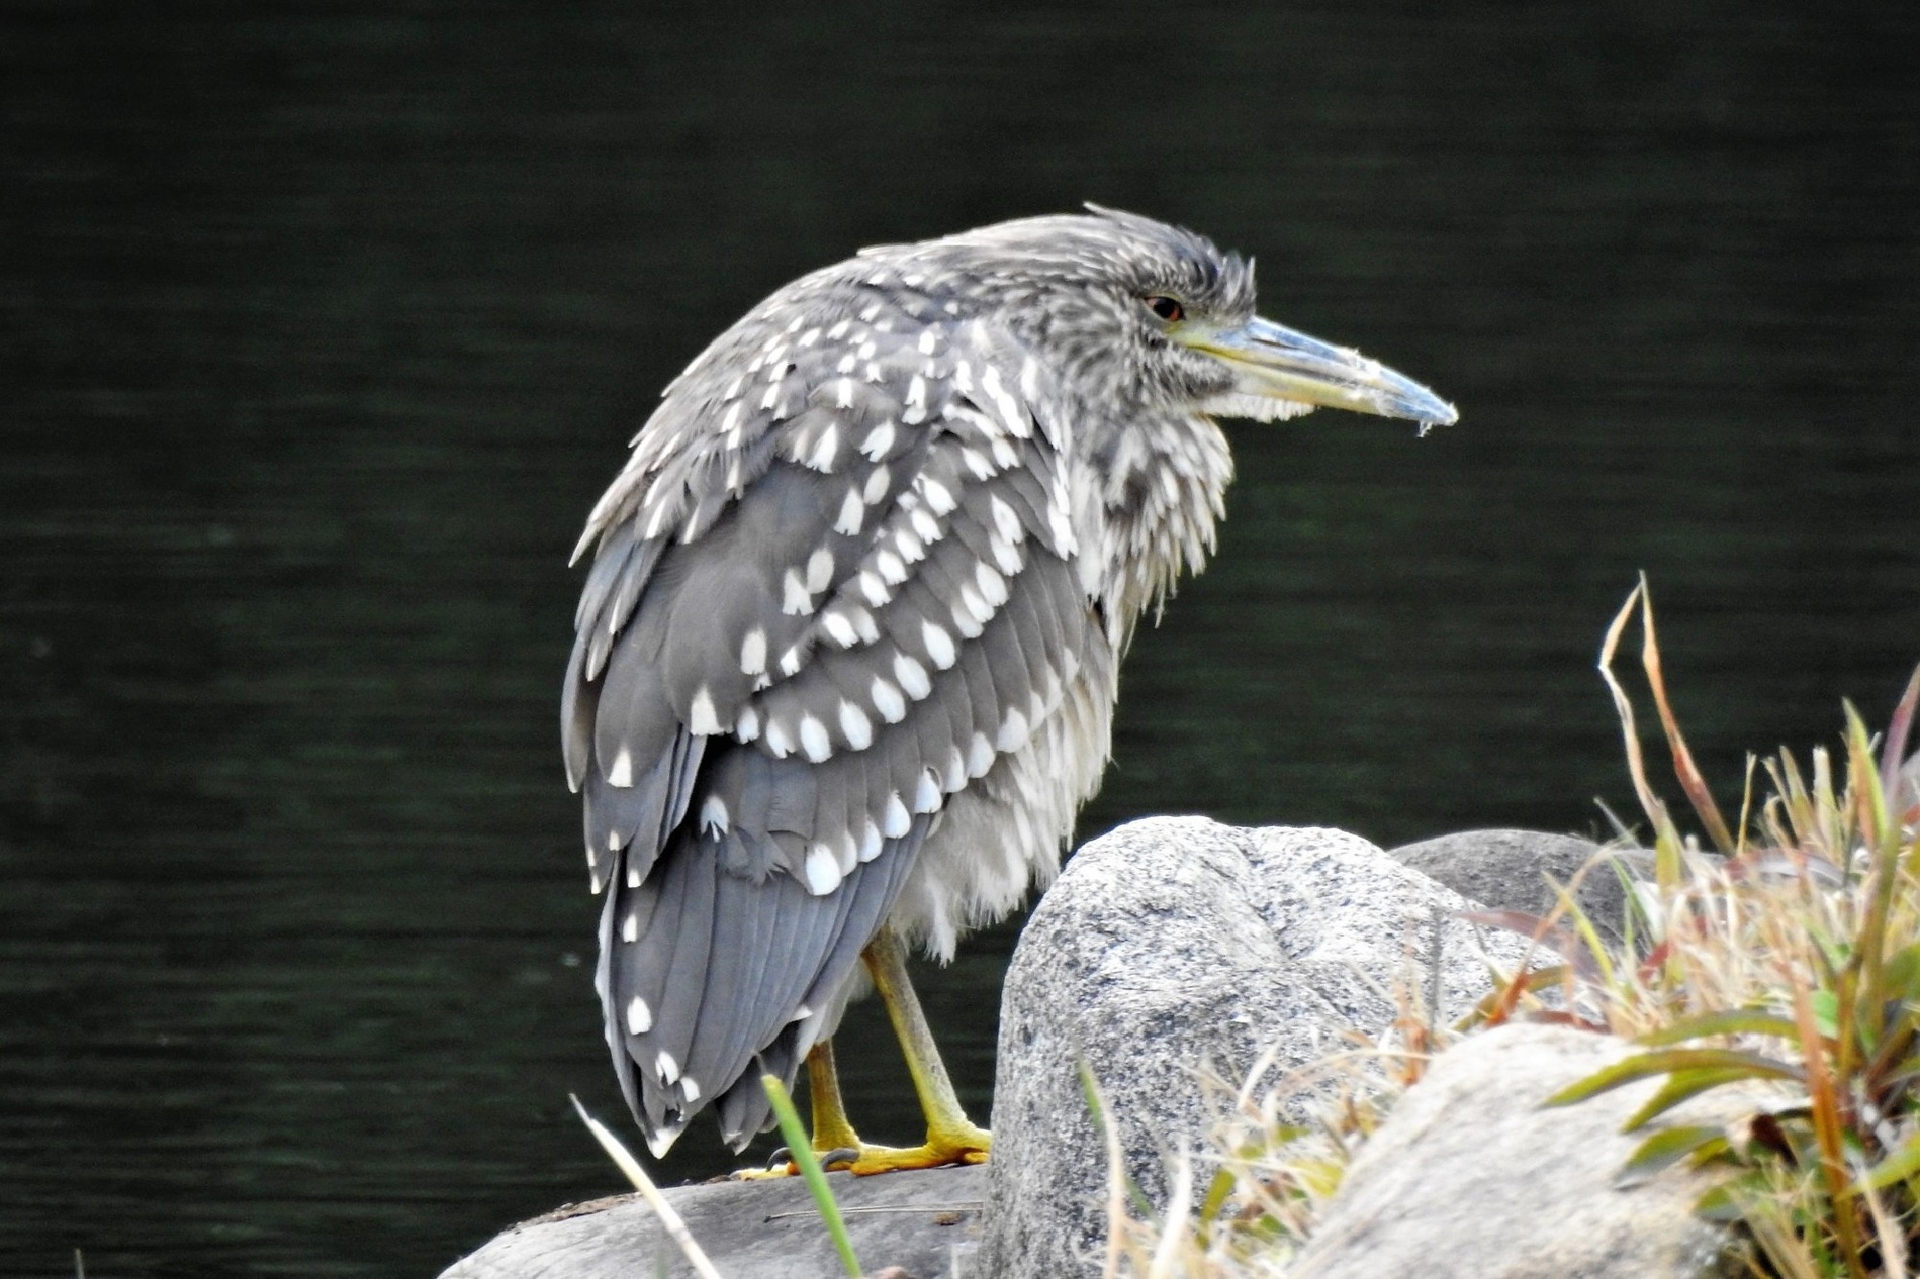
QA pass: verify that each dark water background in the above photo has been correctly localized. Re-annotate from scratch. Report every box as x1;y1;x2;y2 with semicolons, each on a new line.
3;2;1917;1274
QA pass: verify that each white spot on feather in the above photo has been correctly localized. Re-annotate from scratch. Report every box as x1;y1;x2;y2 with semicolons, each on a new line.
835;487;864;534
952;591;987;636
783;568;814;615
859;421;896;461
806;422;840;472
975;562;1008;607
858;817;883;863
990;496;1024;543
913;769;943;814
893;653;931;699
838;700;873;749
822;610;858;648
921;622;956;669
857;570;891;606
968;731;994;777
863;466;891;503
626;995;650;1033
657;1052;679;1084
807;548;834;594
607;749;634;788
799;714;831;762
804;844;843;895
920;478;956;516
765;718;795;758
981;365;1029;438
621;912;639;944
700;794;729;835
871;676;906;722
740;628;767;676
884;791;911;837
689;686;722;735
734;705;760;741
646;1123;684;1161
997;707;1030;753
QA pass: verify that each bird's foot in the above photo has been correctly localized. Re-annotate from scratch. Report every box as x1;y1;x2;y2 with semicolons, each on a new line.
734;1125;990;1179
827;1118;992;1176
732;1145;853;1180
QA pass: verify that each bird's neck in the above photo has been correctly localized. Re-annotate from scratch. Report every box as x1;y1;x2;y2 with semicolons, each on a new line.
1074;412;1233;643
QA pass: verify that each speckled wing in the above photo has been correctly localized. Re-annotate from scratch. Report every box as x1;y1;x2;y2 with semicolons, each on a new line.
563;283;1102;1151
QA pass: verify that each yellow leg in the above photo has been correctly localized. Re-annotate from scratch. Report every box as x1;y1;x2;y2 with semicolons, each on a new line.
837;928;991;1174
740;929;992;1177
803;1040;862;1158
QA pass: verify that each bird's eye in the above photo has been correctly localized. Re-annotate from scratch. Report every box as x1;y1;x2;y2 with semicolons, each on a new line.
1144;295;1184;323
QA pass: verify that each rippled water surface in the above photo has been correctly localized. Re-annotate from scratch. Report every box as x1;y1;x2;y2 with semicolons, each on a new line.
3;4;1917;1274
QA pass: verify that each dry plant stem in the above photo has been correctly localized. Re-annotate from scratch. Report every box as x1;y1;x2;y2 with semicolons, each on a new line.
1637;578;1737;852
1880;663;1920;807
1148;1152;1194;1279
1598;579;1683;883
1859;1176;1909;1279
1785;961;1868;1279
568;1094;728;1279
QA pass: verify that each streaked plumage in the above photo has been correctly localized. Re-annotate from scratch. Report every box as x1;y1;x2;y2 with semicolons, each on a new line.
562;207;1456;1159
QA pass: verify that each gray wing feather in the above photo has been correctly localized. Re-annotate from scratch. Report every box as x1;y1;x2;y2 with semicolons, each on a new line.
567;276;1099;1150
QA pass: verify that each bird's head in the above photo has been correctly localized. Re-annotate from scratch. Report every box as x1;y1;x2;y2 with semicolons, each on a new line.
890;204;1458;433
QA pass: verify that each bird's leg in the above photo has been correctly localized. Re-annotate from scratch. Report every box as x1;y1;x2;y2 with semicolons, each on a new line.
745;931;989;1178
802;1040;862;1160
842;927;991;1174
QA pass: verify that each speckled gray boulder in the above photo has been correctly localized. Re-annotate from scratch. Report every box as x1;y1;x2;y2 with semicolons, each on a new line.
975;818;1531;1279
1292;1023;1752;1279
438;1163;982;1279
1388;827;1653;941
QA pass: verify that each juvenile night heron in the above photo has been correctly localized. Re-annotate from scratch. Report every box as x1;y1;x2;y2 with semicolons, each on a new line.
562;207;1456;1171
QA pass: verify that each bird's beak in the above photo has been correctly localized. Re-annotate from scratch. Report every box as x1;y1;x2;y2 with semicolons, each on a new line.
1179;315;1459;426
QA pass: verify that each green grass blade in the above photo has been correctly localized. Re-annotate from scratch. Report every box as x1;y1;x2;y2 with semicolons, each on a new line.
1620;1067;1757;1132
1545;1048;1806;1108
760;1074;862;1279
1635;1009;1801;1047
1615;1124;1728;1188
1857;1126;1920;1193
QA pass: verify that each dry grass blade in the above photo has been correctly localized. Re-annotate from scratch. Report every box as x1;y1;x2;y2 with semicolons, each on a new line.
569;1094;728;1279
1078;1060;1129;1279
1881;663;1920;809
1598;578;1690;884
1637;579;1738;852
1598;580;1665;840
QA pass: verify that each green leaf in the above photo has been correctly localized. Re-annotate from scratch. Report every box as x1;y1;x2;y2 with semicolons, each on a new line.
1545;1049;1806;1108
1616;1124;1728;1188
1199;1166;1238;1226
1807;989;1839;1041
1621;1067;1760;1132
1884;944;1920;1004
1858;1129;1920;1192
760;1075;862;1279
1636;1009;1800;1047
